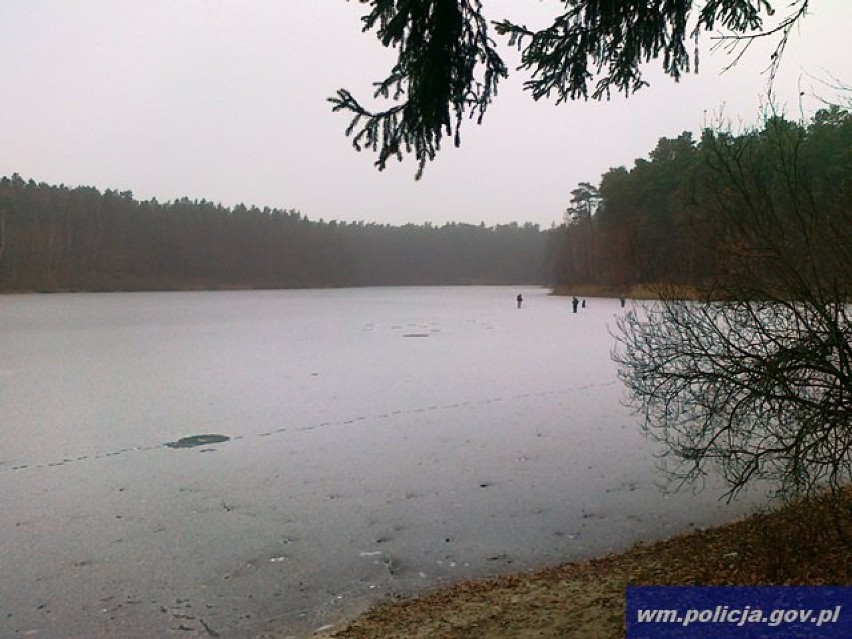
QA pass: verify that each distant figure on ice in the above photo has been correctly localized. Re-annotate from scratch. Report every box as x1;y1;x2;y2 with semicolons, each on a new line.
516;293;523;309
571;296;579;313
582;299;586;309
620;297;626;308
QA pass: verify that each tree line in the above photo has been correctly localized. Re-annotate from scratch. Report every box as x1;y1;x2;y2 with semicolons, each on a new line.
4;106;848;298
0;176;550;292
612;105;852;503
551;106;852;296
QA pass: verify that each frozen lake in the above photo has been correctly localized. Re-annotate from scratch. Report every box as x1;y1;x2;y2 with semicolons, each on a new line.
0;287;763;638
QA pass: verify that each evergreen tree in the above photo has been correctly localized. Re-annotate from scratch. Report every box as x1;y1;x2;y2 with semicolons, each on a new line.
331;1;810;177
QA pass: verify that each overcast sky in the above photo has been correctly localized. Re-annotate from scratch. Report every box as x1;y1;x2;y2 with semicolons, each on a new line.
1;1;850;228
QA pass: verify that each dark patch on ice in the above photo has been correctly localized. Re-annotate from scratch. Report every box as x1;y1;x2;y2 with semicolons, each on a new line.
402;333;430;338
164;434;230;449
487;553;512;563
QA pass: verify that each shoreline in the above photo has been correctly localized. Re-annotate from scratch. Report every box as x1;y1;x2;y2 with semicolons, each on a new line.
308;489;851;639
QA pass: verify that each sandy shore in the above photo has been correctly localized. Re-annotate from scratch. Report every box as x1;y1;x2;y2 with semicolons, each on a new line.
307;489;852;639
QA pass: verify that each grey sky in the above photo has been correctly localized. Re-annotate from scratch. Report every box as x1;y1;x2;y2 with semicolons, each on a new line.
0;1;849;228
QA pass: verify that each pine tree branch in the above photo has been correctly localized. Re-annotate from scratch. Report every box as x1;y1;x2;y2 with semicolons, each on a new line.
329;0;507;179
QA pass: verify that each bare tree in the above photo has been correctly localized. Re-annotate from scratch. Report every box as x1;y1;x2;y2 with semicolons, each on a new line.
613;111;852;502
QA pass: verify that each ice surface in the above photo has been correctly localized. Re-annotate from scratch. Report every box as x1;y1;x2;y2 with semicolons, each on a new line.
0;287;767;638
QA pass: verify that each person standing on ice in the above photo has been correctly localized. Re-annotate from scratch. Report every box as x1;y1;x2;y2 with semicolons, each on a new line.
517;293;523;309
571;297;579;313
